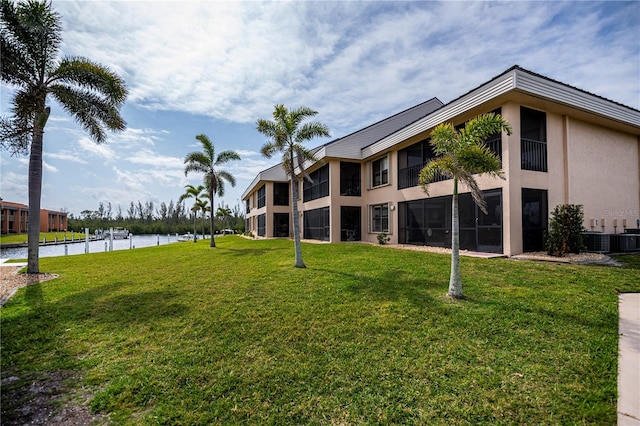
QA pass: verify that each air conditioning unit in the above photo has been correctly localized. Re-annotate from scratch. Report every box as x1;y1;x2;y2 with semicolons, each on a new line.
582;232;610;253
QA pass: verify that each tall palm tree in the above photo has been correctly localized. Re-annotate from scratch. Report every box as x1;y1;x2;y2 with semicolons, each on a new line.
419;112;511;299
1;0;127;273
257;105;330;268
184;134;240;248
178;184;205;242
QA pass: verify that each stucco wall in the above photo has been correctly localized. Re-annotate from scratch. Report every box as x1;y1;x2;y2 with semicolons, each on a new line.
565;118;640;233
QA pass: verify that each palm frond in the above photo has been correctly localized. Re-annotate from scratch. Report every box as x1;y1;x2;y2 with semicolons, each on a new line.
195;133;214;161
256;118;278;138
184;151;209;170
295;121;330;144
430;123;458;155
295;145;318;183
0;31;37;86
457;170;488;214
215;150;240;165
419;158;451;194
49;57;128;105
3;0;62;82
0;115;31;155
50;84;125;143
260;142;278;159
217;170;236;188
289;106;318;129
457;144;503;176
460;112;512;146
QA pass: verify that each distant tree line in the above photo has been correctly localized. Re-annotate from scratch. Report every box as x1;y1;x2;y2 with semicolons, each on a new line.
67;200;245;236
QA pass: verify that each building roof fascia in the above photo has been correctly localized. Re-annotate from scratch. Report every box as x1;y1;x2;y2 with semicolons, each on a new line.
362;65;640;159
513;67;640;126
293;97;444;174
1;201;29;210
241;163;288;200
362;69;517;158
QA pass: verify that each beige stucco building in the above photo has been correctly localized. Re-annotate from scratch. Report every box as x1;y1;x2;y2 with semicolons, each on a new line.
242;66;640;256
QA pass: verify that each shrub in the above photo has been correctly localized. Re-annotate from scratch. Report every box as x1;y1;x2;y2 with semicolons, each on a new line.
545;204;586;256
377;232;390;245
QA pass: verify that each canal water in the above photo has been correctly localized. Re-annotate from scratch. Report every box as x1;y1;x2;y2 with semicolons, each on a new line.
0;234;204;260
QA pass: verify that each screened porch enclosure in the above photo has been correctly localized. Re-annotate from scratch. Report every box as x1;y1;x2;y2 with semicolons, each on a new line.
398;190;503;253
303;207;330;241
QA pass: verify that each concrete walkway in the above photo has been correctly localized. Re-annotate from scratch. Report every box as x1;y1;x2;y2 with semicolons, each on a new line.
0;258;27;268
619;293;640;425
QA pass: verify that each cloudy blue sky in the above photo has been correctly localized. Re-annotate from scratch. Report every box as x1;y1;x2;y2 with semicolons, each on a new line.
1;0;639;217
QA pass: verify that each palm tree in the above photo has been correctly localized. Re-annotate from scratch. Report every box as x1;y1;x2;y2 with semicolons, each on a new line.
419;112;511;299
215;206;232;232
178;184;205;242
1;0;127;273
257;105;330;268
184;134;240;248
195;198;209;238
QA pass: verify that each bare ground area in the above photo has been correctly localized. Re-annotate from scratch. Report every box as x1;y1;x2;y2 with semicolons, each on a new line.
0;371;107;426
0;266;58;306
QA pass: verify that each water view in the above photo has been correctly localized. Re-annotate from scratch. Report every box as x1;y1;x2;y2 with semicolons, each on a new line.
0;234;205;260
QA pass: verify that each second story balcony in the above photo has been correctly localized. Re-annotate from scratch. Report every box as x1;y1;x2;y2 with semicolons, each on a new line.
521;138;547;172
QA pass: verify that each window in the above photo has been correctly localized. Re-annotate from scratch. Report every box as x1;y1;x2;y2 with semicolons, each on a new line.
245;199;250;214
371;203;389;233
520;107;547;172
257;185;266;208
340;162;361;196
257;213;266;236
273;182;289;206
372;156;389;187
303;207;330;241
273;213;289;237
303;164;329;202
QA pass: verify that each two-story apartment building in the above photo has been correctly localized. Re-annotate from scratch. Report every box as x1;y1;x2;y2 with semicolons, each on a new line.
1;200;68;234
242;66;640;256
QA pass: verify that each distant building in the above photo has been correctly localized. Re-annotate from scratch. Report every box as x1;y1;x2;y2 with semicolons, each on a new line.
242;65;640;256
1;200;68;234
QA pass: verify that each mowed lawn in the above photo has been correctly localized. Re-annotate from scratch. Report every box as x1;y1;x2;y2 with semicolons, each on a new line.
1;237;639;425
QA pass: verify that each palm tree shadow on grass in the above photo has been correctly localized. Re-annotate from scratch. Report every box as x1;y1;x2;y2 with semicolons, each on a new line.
312;267;441;308
12;281;189;333
216;246;288;259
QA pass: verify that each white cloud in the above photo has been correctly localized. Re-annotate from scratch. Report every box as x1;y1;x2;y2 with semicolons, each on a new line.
44;152;88;164
0;171;28;198
43;160;58;173
126;150;183;169
4;1;637;217
77;137;116;161
52;1;638;139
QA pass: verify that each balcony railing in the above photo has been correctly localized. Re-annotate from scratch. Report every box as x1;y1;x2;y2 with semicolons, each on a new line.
521;138;547;172
485;136;502;162
398;163;448;189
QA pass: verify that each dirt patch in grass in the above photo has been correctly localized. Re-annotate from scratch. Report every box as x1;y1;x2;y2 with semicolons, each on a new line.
1;371;107;425
0;266;58;306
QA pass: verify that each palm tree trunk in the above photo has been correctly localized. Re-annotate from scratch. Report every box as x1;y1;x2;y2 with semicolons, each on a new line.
201;213;205;242
210;192;216;248
27;124;45;273
193;211;197;243
290;176;305;268
448;178;463;298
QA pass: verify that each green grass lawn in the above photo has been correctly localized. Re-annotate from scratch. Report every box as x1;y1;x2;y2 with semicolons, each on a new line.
1;237;638;424
0;231;86;245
